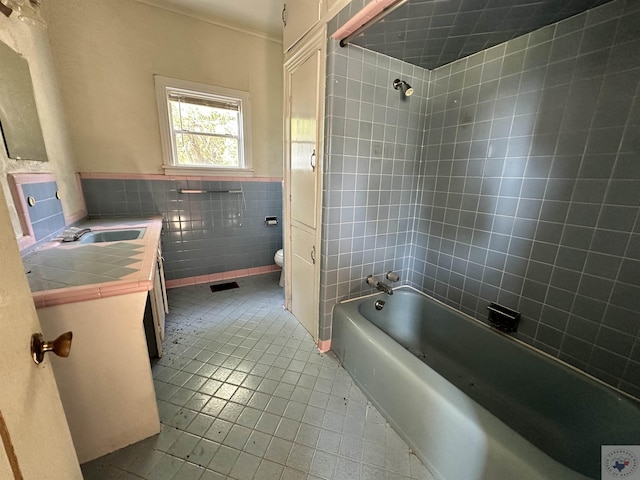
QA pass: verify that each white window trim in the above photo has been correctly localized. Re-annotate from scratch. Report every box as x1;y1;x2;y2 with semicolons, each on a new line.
154;75;253;176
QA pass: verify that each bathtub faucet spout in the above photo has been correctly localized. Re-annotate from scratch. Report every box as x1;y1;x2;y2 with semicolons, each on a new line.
366;275;394;295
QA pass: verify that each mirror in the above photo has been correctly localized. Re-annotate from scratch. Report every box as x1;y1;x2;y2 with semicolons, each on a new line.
0;40;48;161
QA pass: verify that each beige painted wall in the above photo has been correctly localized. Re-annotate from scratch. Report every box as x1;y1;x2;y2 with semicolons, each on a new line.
0;12;84;239
44;0;284;178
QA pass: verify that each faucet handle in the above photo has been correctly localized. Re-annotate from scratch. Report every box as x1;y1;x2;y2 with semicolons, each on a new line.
366;275;380;287
386;271;400;282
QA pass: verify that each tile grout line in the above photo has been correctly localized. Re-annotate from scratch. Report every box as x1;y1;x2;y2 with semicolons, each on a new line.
82;273;434;480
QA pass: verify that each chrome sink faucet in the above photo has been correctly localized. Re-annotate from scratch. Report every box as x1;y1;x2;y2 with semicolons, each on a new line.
367;275;393;295
61;227;92;242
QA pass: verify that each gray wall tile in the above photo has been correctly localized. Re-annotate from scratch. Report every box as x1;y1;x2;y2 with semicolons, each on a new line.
320;18;429;339
82;179;283;280
323;0;640;396
411;1;640;395
22;181;65;241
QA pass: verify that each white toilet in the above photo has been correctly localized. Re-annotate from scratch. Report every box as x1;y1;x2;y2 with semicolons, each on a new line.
274;249;284;287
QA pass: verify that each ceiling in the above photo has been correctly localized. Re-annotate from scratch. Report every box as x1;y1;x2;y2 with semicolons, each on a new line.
349;0;613;70
135;0;284;39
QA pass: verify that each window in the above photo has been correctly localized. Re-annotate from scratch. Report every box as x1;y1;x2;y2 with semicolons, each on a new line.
155;76;252;174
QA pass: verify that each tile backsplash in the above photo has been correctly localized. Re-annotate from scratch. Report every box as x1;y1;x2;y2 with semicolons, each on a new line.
323;0;640;397
81;176;283;281
21;180;65;241
8;174;68;251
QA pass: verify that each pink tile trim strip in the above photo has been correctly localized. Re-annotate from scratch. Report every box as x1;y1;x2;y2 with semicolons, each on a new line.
331;0;400;40
99;280;151;297
165;265;281;289
8;173;57;185
17;236;35;250
79;172;283;182
37;282;152;308
40;285;103;308
317;339;331;353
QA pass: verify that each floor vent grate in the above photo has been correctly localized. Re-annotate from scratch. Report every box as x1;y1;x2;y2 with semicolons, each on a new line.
210;281;240;293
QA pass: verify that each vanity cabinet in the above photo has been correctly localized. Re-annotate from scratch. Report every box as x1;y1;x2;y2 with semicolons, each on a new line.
25;218;164;463
38;292;160;463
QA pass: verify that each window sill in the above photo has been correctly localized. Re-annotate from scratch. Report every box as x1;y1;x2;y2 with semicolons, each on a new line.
162;165;255;177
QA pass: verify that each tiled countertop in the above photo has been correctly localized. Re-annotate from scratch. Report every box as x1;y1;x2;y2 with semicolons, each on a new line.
22;217;163;308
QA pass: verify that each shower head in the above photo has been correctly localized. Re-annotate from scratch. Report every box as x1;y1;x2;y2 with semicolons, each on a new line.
393;79;414;97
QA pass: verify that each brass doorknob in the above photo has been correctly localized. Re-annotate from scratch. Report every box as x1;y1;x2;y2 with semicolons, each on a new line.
31;331;73;365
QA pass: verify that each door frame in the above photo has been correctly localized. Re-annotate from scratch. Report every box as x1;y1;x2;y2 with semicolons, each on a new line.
283;24;326;342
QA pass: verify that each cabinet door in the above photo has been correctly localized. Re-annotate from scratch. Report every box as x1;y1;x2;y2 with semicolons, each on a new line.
157;245;169;314
290;226;318;337
284;27;326;343
289;45;321;230
283;0;322;52
150;262;165;357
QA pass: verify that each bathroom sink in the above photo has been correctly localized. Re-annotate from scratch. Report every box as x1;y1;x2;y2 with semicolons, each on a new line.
78;228;146;243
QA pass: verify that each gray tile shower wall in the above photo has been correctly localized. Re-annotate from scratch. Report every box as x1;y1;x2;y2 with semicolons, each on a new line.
320;12;430;341
412;0;640;396
22;181;65;241
81;177;283;281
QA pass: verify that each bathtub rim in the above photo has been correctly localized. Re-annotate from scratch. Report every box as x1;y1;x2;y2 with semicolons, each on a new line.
334;285;640;405
332;293;590;480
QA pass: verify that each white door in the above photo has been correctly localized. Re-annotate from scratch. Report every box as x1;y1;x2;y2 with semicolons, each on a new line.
290;43;319;230
0;191;82;479
284;26;326;342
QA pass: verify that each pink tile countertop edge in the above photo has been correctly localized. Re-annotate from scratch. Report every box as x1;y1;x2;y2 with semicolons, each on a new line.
30;217;163;309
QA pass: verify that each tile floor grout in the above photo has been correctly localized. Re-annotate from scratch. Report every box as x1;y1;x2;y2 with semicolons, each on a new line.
81;272;434;480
